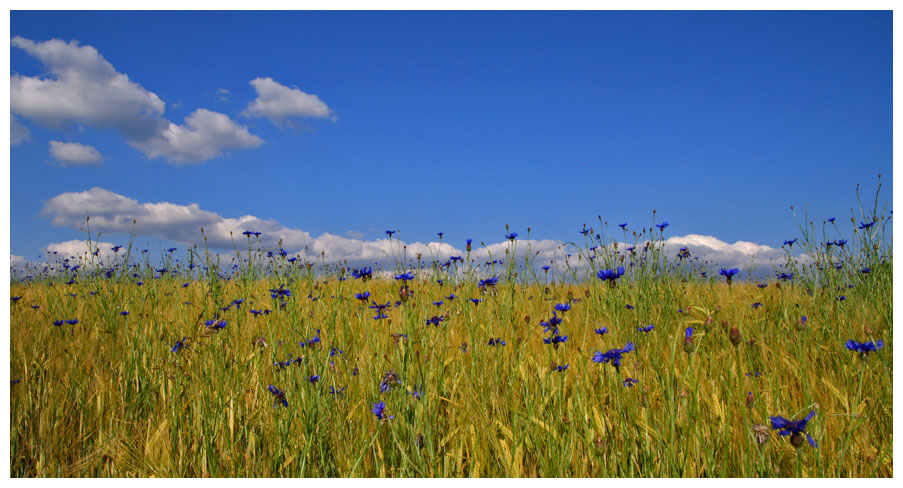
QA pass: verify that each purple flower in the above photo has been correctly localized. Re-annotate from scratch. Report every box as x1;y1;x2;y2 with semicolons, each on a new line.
592;343;635;371
268;385;288;408
770;411;817;448
597;267;625;283
371;400;393;420
845;339;884;356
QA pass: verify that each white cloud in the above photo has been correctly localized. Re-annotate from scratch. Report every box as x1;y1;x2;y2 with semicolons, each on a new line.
344;230;364;239
40;187;792;273
49;140;104;165
11;37;262;163
11;115;31;145
43;239;119;260
11;37;165;138
662;234;787;269
243;77;332;123
128;109;263;163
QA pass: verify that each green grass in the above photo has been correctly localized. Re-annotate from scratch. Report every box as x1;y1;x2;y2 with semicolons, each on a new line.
9;268;892;477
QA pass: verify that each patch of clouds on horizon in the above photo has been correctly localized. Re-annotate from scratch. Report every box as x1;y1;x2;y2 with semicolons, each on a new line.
243;77;332;125
49;140;104;166
37;187;794;274
11;115;31;145
10;36;262;163
344;230;364;239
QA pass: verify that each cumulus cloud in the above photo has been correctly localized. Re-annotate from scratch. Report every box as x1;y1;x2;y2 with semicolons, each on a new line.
243;77;332;123
662;234;786;269
39;187;791;273
11;36;262;163
44;239;119;260
128;109;263;163
11;115;31;145
49;141;104;166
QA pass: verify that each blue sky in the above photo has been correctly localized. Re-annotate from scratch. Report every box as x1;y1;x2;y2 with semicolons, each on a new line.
8;10;892;269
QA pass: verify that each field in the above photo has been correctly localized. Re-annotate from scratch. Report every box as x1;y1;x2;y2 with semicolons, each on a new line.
9;209;893;477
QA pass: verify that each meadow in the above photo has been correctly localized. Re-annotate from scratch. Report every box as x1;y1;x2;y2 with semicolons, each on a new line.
9;187;893;477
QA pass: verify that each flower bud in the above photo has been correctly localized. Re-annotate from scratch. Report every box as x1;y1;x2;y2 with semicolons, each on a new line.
729;326;741;346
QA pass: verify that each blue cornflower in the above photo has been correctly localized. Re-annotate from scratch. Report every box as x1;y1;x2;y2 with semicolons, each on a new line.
595;327;608;336
182;282;189;288
166;248;177;253
861;267;871;274
53;320;64;327
488;338;506;346
719;268;740;284
845;339;884;356
268;385;288;408
555;303;571;313
470;298;482;305
446;293;457;300
580;227;590;235
638;325;654;333
466;238;472;252
329;346;344;357
752;302;763;309
619;222;627;230
395;272;414;281
299;330;321;347
309;375;320;384
778;272;793;281
433;300;443;306
242;230;262;237
685;327;693;340
625;304;635;310
543;333;569;348
355;291;371;302
834;239;847;247
11;296;22;302
837;295;846;301
352;267;373;280
329;386;346;397
112;245;122;252
623;377;639;388
597;267;625;284
827;217;836;223
171;337;187;353
385;230;396;236
270;284;292;299
542;265;551;272
409;385;423;399
770;411;817;448
120;311;129;316
505;232;518;241
66;319;79;325
540;311;563;334
371;400;394;420
656;221;669;231
592;343;635;371
437;232;444;239
379;370;400;394
425;315;444;326
859;221;875;230
479;276;499;288
783;238;798;247
553;363;569;372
